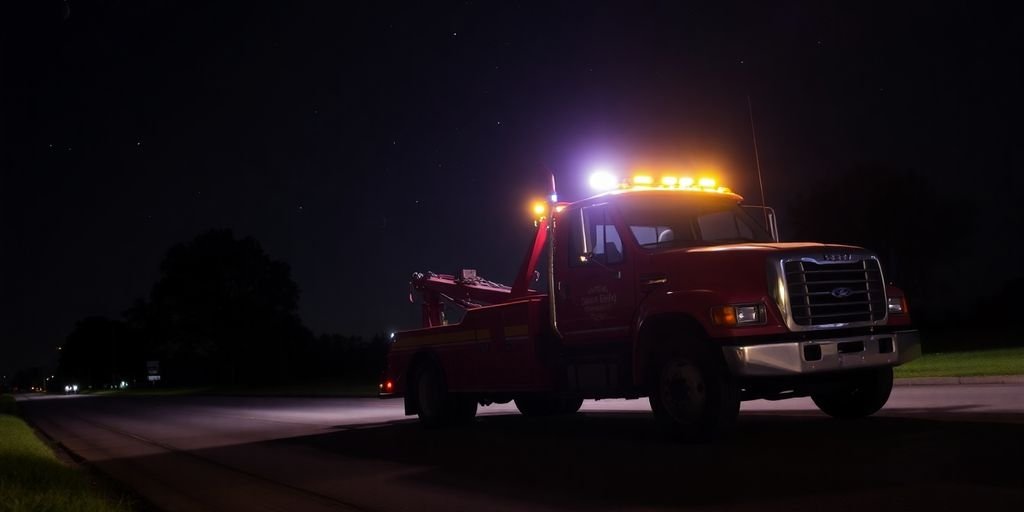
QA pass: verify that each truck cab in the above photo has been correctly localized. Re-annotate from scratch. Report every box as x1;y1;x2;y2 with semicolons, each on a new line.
382;174;921;439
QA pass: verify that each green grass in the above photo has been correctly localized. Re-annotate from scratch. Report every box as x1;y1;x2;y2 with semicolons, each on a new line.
0;398;131;512
0;395;16;415
895;347;1024;378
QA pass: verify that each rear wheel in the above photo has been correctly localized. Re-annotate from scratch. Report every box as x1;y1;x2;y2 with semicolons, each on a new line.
414;362;477;427
812;367;893;419
563;397;585;414
648;352;739;440
450;395;479;424
515;394;584;416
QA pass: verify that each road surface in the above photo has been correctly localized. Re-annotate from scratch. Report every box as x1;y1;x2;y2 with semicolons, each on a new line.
18;385;1024;511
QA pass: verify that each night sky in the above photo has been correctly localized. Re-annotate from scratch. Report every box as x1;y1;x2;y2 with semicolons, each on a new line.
3;1;1022;375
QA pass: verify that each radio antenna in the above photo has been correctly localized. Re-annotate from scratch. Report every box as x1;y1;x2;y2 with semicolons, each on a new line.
747;95;768;226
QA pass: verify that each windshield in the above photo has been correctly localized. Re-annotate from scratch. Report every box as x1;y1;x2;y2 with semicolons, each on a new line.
618;194;773;248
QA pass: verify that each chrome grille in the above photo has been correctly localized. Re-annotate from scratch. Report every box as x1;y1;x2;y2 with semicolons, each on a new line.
783;259;886;326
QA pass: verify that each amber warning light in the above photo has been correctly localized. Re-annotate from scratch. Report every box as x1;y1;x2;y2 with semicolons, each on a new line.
588;171;731;194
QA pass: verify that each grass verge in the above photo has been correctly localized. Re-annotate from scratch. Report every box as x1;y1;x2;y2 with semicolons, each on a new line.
894;347;1024;378
0;395;131;512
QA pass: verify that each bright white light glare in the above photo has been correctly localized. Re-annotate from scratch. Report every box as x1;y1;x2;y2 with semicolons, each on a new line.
589;170;618;190
549;193;558;202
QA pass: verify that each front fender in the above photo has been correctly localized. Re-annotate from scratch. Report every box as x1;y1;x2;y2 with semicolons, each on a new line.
631;288;791;387
634;289;724;336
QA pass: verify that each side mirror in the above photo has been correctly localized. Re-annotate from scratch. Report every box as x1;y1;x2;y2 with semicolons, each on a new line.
742;205;781;242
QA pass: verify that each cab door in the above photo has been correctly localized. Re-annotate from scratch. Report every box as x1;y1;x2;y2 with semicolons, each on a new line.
554;203;635;345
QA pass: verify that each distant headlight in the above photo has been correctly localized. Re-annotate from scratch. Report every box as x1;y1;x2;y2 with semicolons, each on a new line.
887;297;907;314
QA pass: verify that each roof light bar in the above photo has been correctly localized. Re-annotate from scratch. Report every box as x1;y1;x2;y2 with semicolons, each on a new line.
622;174;730;194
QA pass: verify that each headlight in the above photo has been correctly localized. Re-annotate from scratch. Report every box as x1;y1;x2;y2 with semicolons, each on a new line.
711;304;767;326
887;296;907;314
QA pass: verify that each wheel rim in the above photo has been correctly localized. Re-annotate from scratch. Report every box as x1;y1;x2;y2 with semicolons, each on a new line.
659;359;707;424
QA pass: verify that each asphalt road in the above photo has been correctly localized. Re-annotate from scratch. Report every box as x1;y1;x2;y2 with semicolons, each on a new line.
18;385;1024;512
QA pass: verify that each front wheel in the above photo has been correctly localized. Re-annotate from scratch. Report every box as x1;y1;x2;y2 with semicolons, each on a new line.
812;367;893;419
648;353;740;440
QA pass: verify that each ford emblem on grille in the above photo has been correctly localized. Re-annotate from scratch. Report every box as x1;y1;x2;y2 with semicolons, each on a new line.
831;287;854;298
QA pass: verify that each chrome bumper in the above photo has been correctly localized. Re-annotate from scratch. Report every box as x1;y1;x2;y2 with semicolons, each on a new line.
722;330;921;377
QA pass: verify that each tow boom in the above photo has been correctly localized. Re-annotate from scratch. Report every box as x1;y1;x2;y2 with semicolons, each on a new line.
409;217;550;327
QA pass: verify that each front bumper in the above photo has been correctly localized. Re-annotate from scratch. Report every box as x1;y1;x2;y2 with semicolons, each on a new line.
721;329;921;377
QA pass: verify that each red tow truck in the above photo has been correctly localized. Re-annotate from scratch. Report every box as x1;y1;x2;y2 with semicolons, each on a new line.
380;173;921;438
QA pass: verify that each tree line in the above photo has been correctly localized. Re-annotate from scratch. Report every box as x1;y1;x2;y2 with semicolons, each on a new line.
53;229;389;390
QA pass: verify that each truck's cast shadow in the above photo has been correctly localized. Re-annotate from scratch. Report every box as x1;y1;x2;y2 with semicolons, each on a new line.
297;408;1023;510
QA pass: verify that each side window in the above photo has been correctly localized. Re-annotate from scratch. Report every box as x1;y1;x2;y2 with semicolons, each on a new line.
629;225;677;247
569;204;624;265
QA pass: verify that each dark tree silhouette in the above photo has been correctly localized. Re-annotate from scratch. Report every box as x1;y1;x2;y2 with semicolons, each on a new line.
127;229;312;385
10;367;45;392
56;316;139;390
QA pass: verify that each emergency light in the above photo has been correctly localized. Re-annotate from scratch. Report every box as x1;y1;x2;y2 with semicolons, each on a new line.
587;171;731;194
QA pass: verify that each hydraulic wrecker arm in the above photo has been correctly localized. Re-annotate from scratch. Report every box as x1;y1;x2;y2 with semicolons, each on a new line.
410;271;513;327
409;217;551;327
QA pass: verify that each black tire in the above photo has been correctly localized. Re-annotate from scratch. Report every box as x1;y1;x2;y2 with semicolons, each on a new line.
812;367;893;419
515;394;584;416
648;352;740;440
414;362;477;427
563;397;585;414
450;395;479;425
